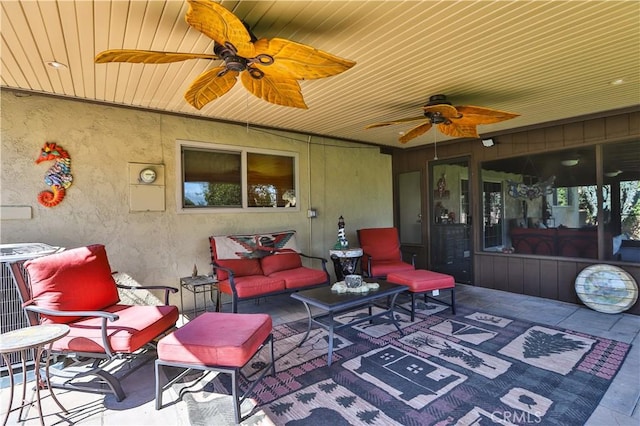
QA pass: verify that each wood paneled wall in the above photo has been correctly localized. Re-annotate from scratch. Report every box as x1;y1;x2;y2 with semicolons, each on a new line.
392;107;640;315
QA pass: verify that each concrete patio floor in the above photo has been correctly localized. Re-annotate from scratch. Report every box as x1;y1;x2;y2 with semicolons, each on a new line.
1;284;639;425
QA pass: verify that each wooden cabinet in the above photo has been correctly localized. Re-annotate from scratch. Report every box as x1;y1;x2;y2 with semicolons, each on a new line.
431;224;472;283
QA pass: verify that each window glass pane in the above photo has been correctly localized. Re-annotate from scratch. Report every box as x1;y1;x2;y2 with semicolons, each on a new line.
182;148;241;208
604;140;640;262
247;153;295;208
481;147;611;259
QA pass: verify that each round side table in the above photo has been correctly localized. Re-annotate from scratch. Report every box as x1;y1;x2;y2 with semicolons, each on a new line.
0;324;70;426
329;247;363;281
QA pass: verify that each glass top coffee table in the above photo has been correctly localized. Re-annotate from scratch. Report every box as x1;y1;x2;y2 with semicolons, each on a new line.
291;280;408;366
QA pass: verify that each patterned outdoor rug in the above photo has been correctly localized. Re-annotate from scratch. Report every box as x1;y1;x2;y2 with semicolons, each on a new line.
183;301;631;425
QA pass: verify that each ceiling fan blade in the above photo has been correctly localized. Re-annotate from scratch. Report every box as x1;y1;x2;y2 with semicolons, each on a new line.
423;104;460;119
184;66;238;110
454;106;519;125
365;116;428;129
186;0;255;58
253;38;355;80
240;71;307;109
399;122;433;144
95;49;216;64
438;123;479;138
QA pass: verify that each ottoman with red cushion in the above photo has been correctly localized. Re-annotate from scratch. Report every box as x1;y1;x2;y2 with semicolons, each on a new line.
155;312;274;423
386;269;456;321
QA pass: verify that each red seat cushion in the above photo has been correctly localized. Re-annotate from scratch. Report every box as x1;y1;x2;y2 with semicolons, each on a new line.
24;244;120;324
358;227;403;261
50;304;179;353
260;252;302;276
215;258;263;281
387;270;455;292
218;275;285;298
269;266;328;290
158;312;272;367
370;260;415;278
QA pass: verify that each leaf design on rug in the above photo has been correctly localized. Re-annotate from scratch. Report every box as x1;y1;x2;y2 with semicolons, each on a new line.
357;409;381;424
412;335;496;370
440;343;495;370
296;391;317;404
407;334;439;348
523;330;588;359
269;401;294;415
519;394;537;409
336;395;356;408
319;382;338;393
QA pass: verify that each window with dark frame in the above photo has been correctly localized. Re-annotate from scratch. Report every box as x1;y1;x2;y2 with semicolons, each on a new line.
480;141;639;260
180;144;297;210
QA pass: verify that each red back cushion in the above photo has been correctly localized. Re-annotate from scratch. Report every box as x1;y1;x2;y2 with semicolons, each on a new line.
358;227;401;261
24;244;120;324
260;252;302;276
215;258;263;280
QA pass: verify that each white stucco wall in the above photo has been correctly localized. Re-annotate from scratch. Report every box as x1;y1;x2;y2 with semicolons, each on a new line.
1;90;393;310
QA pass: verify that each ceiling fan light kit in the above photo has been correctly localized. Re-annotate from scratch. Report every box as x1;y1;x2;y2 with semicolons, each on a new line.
95;0;355;110
365;94;519;144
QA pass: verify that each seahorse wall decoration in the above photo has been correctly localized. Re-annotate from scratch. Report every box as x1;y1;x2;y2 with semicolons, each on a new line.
36;142;73;207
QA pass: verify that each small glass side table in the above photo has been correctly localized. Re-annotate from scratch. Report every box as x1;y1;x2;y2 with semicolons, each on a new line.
329;247;363;281
180;275;220;317
0;324;70;426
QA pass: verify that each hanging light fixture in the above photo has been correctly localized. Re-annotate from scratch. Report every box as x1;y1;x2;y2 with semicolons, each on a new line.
560;158;579;167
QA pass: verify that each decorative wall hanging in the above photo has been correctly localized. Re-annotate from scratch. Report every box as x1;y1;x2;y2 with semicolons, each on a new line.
36;142;72;207
434;173;450;199
506;175;555;200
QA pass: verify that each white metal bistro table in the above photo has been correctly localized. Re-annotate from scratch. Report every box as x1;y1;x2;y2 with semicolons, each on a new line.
291;280;407;366
0;324;70;426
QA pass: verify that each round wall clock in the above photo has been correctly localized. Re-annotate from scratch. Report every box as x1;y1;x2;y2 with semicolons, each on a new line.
139;168;157;184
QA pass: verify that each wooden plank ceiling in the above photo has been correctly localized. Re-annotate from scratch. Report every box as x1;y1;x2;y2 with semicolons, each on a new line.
1;0;639;148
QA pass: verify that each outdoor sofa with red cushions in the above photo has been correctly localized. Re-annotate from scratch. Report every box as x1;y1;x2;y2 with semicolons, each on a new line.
209;230;330;313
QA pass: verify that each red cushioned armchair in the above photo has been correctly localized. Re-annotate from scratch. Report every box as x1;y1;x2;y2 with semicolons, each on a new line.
357;227;416;279
10;244;179;401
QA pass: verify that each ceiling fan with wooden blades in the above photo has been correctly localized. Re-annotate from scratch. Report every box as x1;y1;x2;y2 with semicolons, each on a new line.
95;0;355;110
365;94;519;144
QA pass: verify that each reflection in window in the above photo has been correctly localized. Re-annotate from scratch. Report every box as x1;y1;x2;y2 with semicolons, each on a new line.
183;149;241;208
247;153;295;208
481;142;639;260
180;143;297;210
552;187;572;206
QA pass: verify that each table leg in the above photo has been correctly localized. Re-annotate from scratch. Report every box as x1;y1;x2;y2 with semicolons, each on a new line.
42;345;67;415
1;353;14;426
192;288;197;317
18;349;27;422
180;285;185;317
327;312;335;366
388;293;404;335
32;346;45;426
297;302;313;348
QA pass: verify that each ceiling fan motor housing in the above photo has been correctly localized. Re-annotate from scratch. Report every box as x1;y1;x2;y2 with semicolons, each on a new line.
214;43;247;71
426;94;451;106
426;112;450;124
